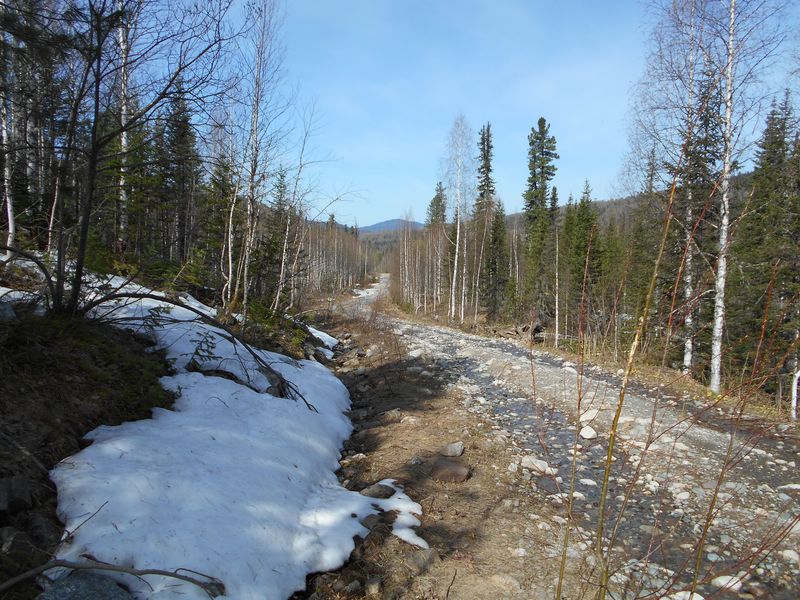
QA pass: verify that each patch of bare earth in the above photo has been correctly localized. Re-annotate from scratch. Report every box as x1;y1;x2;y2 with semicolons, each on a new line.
295;314;588;600
0;314;175;599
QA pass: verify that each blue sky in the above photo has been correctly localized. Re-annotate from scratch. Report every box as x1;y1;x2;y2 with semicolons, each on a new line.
281;1;650;227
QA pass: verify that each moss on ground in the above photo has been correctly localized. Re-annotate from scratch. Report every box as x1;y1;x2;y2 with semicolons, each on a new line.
0;315;176;598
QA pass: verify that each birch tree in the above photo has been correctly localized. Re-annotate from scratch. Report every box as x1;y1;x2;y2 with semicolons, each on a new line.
0;1;13;261
635;0;714;375
237;0;282;323
704;0;785;392
444;114;475;321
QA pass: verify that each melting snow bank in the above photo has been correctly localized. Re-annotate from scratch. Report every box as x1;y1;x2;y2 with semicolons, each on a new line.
44;280;425;599
307;325;338;350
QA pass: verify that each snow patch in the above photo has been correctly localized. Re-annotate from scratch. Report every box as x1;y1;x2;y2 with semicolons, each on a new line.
307;325;338;350
44;280;425;599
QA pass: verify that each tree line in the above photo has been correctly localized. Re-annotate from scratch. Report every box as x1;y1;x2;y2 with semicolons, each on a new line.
393;0;798;412
0;0;370;321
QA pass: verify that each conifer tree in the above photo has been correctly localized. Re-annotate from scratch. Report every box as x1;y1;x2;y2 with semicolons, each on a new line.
524;118;559;218
523;117;558;314
483;201;508;322
426;182;446;227
476;123;495;214
424;181;447;311
203;148;236;290
566;181;598;336
162;91;202;264
672;69;723;376
730;94;798;397
474;123;495;321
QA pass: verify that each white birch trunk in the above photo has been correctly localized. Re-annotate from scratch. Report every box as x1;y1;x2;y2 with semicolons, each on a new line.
1;78;12;261
682;2;698;374
450;206;460;320
709;0;735;394
682;217;694;373
460;221;467;323
117;0;130;237
0;1;14;260
554;226;559;348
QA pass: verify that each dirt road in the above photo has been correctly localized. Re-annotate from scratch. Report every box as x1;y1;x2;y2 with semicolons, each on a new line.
324;276;799;599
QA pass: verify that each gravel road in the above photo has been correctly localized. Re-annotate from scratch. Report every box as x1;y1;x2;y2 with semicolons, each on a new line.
341;275;800;599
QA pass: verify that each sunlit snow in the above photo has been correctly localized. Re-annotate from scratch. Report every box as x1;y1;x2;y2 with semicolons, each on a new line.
34;277;426;599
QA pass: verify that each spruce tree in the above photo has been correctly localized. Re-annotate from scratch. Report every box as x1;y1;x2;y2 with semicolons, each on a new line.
200;149;236;287
162;90;202;264
730;94;798;395
474;123;496;321
257;166;290;299
524;117;559;218
523;117;558;315
426;182;446;227
476;123;495;215
673;70;723;377
566;181;598;333
483;201;508;322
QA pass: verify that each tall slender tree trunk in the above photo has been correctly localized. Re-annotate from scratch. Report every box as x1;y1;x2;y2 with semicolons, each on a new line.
1;84;12;261
460;223;467;323
117;0;130;242
435;231;442;310
682;3;699;374
554;227;560;348
221;182;239;309
271;209;291;310
474;206;491;323
423;234;428;313
450;206;460;320
682;213;694;372
287;214;308;309
710;0;735;394
69;11;105;313
0;2;14;261
24;97;35;201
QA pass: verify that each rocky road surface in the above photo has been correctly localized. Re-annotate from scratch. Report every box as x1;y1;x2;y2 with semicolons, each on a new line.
341;276;800;599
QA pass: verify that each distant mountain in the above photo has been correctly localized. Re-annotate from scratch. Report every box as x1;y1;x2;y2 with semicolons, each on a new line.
360;219;425;234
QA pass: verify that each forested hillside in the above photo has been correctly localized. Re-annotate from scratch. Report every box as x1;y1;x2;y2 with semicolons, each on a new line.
392;1;799;413
0;0;372;321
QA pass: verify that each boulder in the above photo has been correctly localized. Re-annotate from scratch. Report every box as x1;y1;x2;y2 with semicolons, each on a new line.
312;348;330;364
520;455;557;476
365;576;382;597
359;483;396;499
710;575;742;592
431;458;470;483
359;513;382;530
439;441;465;457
